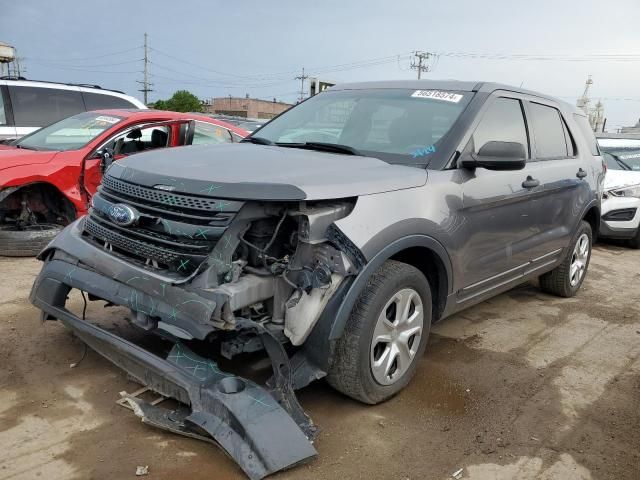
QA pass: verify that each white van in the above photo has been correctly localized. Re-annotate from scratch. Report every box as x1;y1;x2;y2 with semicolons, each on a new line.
0;77;146;141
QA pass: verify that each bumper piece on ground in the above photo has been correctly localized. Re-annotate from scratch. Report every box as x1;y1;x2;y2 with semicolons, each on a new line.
31;285;317;479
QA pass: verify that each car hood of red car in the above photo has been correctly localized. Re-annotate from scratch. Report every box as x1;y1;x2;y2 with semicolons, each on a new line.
0;146;60;171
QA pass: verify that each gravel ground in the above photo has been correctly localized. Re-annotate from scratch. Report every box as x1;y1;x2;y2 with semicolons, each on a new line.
1;243;639;480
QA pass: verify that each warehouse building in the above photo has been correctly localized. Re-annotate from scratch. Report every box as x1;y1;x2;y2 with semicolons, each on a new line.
203;95;292;119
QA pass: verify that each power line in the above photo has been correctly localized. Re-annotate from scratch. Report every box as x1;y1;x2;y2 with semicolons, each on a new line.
30;58;142;69
27;46;143;63
435;51;640;62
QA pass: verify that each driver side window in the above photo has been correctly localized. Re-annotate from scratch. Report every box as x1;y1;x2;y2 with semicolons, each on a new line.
106;125;169;156
469;98;529;157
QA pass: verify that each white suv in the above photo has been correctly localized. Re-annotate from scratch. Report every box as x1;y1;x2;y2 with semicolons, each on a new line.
0;77;146;141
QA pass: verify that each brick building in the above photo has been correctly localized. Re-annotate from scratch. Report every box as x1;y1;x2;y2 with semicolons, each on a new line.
203;95;292;119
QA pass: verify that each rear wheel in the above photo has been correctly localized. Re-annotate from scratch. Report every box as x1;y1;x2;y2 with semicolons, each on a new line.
0;224;62;257
539;220;592;297
327;260;432;404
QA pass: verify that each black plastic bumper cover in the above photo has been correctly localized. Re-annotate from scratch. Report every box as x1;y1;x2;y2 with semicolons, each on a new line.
30;262;317;480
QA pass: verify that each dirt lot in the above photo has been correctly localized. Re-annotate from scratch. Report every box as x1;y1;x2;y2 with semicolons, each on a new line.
1;244;639;480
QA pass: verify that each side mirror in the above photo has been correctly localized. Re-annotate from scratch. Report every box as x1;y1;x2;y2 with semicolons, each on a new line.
460;141;526;171
99;148;115;174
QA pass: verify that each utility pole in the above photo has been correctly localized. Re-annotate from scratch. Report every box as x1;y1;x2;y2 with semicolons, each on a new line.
137;33;153;105
410;51;431;79
295;67;309;103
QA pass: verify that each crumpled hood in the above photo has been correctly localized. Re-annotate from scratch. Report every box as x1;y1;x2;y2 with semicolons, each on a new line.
604;170;640;191
0;147;59;171
108;143;428;200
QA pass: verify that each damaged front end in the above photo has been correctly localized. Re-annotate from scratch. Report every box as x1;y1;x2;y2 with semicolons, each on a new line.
30;171;363;478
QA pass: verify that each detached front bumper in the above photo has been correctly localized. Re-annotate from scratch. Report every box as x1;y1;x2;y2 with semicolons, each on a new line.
30;243;318;479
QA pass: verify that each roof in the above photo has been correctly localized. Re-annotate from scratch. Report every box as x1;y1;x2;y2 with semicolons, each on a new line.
0;77;147;108
330;79;577;113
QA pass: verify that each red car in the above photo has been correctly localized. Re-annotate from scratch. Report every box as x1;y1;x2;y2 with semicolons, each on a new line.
0;109;248;256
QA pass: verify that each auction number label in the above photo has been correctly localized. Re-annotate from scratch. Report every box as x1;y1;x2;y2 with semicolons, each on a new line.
411;90;463;103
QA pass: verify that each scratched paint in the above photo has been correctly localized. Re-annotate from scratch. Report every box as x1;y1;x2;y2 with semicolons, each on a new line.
199;184;222;195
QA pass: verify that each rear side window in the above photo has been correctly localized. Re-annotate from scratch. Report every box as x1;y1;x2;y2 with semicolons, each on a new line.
470;97;529;156
573;113;600;156
9;86;85;127
0;90;6;125
529;103;568;159
83;92;138;110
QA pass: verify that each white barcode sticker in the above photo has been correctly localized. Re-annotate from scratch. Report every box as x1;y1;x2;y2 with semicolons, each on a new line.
411;90;463;103
95;115;121;124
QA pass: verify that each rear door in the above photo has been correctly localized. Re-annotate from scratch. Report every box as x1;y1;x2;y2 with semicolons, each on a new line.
523;100;592;265
456;94;543;303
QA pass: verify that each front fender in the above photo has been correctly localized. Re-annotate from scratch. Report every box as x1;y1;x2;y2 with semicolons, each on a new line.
0;164;85;215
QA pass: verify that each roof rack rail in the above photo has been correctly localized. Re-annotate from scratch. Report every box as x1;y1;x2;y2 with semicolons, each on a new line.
0;76;125;94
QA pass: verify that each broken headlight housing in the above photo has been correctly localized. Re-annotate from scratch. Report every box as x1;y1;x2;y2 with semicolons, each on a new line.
608;184;640;198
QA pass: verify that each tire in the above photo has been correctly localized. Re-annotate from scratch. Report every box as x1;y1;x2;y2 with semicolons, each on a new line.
628;228;640;249
0;224;63;257
539;220;592;297
327;260;432;404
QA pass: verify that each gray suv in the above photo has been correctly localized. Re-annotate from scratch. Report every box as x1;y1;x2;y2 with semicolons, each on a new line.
30;80;603;479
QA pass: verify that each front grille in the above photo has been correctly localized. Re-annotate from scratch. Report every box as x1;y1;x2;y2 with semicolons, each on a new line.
83;176;243;274
102;176;224;213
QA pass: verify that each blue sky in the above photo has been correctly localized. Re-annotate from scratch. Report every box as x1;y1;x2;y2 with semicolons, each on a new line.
2;0;640;129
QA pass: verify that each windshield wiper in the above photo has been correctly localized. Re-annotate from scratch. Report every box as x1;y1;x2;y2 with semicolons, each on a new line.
14;144;39;151
609;152;632;170
275;142;363;156
240;136;273;145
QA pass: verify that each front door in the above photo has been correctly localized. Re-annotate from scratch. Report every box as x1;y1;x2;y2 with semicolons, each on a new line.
82;120;190;197
455;95;543;303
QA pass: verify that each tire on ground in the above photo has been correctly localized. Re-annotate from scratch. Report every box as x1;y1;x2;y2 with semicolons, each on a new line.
0;225;63;257
327;260;432;405
628;228;640;249
539;220;592;297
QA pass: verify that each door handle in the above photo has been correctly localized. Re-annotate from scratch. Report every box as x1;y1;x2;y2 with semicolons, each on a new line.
576;168;587;179
522;176;540;189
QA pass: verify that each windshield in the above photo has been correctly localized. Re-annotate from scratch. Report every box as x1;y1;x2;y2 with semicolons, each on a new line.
254;88;473;164
14;111;124;151
598;139;640;171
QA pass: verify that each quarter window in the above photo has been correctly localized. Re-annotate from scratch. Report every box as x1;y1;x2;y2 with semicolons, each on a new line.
470;97;528;156
573;113;600;156
0;90;6;125
9;86;85;127
529;103;568;159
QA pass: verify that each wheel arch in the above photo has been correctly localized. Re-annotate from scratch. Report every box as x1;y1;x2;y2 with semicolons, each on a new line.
582;202;600;239
328;234;452;341
0;181;77;224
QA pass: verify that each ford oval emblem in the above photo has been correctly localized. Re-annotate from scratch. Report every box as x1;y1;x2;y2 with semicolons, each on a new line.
108;204;138;227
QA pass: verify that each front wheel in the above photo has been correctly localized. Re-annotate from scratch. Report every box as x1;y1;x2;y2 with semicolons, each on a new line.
628;227;640;249
539;220;592;297
327;260;432;404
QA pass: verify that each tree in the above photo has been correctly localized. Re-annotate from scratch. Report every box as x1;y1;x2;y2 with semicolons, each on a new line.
152;90;203;112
